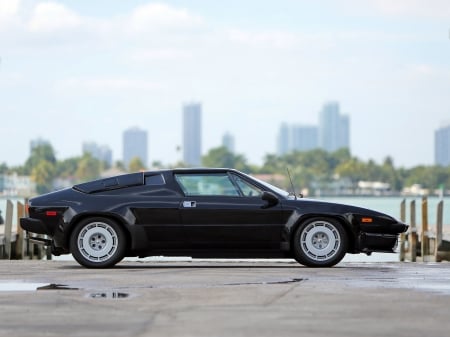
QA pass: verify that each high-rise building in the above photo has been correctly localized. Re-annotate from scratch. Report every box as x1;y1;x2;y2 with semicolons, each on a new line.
30;138;50;151
82;142;113;167
277;123;290;155
123;127;148;169
435;124;450;166
183;102;202;166
277;124;318;155
319;102;350;152
222;132;235;153
292;125;319;152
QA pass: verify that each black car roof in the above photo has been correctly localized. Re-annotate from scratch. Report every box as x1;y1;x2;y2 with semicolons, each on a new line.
73;168;242;194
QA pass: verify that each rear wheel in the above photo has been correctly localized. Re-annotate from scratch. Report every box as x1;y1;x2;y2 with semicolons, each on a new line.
293;217;347;267
70;217;126;268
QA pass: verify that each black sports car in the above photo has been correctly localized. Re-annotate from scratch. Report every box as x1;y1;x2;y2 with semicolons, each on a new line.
20;168;408;268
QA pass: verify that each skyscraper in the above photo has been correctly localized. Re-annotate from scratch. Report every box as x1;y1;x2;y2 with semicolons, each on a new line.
291;125;319;152
183;102;202;166
435;124;450;166
277;123;318;155
319;102;350;152
123;127;148;169
82;142;113;167
222;132;235;153
277;123;290;155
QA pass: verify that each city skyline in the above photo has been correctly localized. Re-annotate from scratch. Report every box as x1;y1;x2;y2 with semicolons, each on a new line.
182;102;202;166
277;102;349;156
122;127;148;168
1;1;449;168
435;124;450;167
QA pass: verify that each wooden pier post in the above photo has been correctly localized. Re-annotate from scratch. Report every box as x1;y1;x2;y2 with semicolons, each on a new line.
435;200;443;262
3;200;13;259
421;196;431;261
399;199;406;261
410;200;417;262
15;201;26;259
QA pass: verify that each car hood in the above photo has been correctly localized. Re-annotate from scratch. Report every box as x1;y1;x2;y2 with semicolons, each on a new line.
282;198;397;221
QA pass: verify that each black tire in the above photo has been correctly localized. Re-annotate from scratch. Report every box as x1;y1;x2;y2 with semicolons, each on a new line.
70;217;126;268
293;217;347;267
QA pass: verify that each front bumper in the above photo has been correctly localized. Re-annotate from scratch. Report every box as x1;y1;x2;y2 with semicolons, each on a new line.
358;233;399;253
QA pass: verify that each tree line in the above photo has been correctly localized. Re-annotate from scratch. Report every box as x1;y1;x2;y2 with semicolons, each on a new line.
1;143;449;194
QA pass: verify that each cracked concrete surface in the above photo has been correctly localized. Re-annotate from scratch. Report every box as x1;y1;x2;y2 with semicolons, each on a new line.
0;260;450;337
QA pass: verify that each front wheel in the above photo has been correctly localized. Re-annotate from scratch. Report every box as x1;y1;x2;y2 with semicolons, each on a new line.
70;217;126;268
293;217;347;267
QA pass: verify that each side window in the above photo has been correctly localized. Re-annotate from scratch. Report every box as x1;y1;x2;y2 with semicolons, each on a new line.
145;174;165;186
232;175;262;197
175;174;240;196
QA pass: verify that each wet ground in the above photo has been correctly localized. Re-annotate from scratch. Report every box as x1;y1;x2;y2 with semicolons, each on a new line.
1;260;450;336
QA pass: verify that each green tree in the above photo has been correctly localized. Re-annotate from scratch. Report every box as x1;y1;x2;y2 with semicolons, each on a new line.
24;143;57;175
32;160;56;194
0;162;8;174
128;157;146;172
202;146;251;172
76;153;102;182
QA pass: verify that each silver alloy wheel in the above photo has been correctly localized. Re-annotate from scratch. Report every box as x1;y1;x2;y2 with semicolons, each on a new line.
77;221;119;263
300;220;341;261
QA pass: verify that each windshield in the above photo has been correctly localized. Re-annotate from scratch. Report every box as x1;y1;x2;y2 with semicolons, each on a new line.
241;172;290;198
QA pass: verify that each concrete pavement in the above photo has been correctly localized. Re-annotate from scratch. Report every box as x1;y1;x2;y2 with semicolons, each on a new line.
0;260;450;337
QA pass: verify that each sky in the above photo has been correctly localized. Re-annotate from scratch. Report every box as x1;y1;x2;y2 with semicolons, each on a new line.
0;0;449;168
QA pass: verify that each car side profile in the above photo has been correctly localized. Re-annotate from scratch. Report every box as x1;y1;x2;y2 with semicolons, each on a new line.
20;168;408;268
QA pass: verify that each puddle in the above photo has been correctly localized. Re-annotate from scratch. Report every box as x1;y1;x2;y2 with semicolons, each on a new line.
224;278;305;286
0;282;78;292
37;284;78;291
88;291;130;299
0;282;49;292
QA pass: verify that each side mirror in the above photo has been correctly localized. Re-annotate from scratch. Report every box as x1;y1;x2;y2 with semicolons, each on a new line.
261;191;279;209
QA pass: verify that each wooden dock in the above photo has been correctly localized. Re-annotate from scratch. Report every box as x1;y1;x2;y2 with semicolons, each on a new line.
400;197;450;262
0;200;49;260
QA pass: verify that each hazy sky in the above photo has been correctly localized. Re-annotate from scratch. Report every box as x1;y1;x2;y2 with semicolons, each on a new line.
1;0;449;168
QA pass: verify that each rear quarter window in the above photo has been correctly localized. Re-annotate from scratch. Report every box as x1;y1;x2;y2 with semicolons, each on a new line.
145;174;165;186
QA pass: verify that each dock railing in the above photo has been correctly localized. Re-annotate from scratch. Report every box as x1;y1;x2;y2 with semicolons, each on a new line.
400;196;449;262
0;199;49;260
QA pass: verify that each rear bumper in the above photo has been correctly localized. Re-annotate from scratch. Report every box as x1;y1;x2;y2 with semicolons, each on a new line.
20;218;50;235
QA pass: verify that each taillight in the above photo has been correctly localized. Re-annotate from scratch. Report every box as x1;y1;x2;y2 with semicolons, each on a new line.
45;211;58;217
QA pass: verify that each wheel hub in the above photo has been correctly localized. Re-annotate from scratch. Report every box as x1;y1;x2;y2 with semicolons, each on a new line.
90;233;107;251
312;232;329;249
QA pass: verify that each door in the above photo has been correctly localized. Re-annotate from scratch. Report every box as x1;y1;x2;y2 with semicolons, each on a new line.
175;172;286;250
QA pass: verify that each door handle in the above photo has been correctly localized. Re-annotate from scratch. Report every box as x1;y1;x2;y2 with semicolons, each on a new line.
183;201;197;208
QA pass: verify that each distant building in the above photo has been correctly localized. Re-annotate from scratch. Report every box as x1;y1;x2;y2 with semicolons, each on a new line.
277;123;318;155
222;132;235;153
123;127;148;169
183;102;202;166
319;102;350;152
82;142;113;167
277;123;290;155
435;123;450;166
292;125;319;152
30;138;50;151
0;173;36;196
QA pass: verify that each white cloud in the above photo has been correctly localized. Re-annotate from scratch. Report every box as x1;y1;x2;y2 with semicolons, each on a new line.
344;0;450;19
128;3;204;33
56;77;165;94
227;29;299;49
0;0;20;30
28;2;82;33
131;48;193;61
